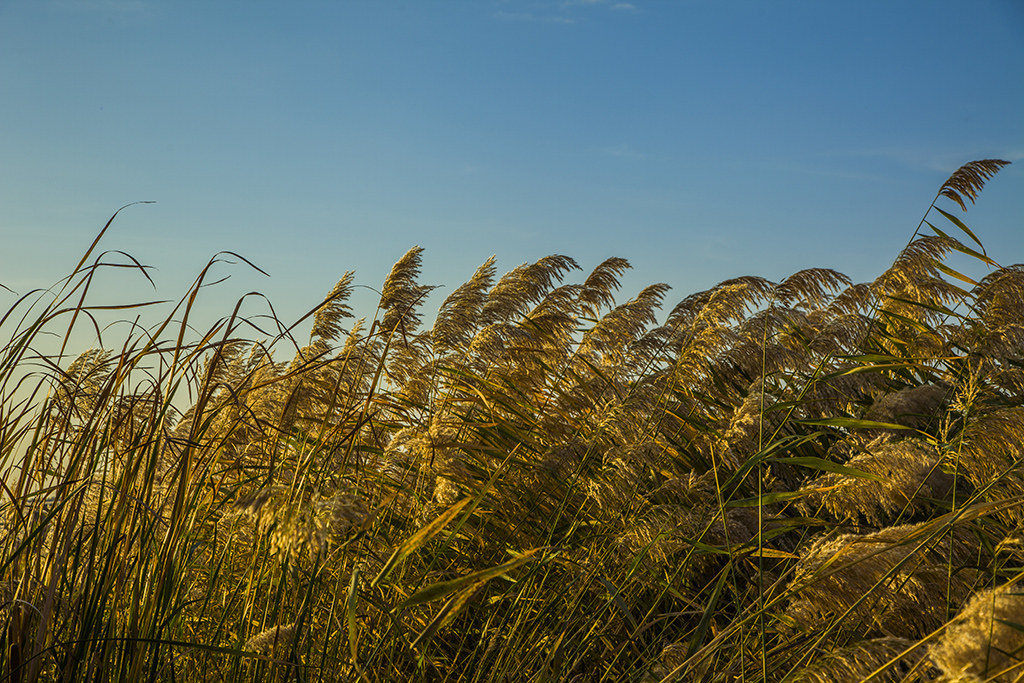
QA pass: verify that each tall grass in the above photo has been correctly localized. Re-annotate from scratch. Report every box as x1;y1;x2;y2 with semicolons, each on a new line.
1;161;1022;682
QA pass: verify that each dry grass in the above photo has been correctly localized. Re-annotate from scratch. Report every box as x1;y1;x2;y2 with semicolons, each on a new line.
0;161;1020;682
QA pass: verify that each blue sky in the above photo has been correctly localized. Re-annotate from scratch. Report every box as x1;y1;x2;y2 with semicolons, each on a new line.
1;0;1022;337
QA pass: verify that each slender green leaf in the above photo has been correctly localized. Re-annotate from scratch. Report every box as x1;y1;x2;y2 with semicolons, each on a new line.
886;294;966;318
728;490;811;508
687;562;731;657
934;261;978;286
596;576;639;631
834;362;924;377
346;568;360;662
395;549;543;611
409;582;484;651
926;220;998;266
934;206;987;252
769;455;884;481
797;417;910;431
371;497;472;589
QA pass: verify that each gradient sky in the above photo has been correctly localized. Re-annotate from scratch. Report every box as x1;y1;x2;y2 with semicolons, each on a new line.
1;0;1022;339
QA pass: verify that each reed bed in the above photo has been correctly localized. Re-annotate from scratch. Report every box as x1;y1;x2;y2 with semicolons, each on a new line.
1;160;1021;682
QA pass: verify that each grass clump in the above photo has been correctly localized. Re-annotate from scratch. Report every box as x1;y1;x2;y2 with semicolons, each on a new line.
1;161;1022;682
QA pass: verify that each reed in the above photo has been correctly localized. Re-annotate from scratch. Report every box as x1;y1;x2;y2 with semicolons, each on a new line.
0;162;1020;682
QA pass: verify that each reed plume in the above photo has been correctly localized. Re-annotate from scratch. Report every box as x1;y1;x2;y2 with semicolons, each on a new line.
245;623;298;655
478;254;579;326
798;439;953;526
931;582;1024;682
378;245;433;337
310;271;355;344
787;521;981;637
431;256;496;353
790;637;927;683
938;159;1011;212
578;256;632;319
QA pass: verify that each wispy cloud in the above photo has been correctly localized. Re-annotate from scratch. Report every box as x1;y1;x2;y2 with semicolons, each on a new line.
602;144;646;160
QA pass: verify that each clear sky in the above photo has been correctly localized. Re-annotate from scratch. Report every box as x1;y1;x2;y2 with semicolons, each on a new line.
1;0;1022;337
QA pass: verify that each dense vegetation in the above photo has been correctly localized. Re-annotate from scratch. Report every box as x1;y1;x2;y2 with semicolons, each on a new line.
1;160;1022;682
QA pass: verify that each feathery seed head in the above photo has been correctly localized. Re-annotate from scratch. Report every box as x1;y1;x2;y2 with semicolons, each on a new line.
233;487;370;559
245;623;297;655
310;271;355;344
578;256;631;318
580;283;670;366
791;637;926;683
775;268;852;310
931;582;1024;683
827;281;874;317
787;522;979;636
938;159;1010;212
431;255;496;352
867;384;949;432
379;246;435;336
479;254;579;326
798;439;953;526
